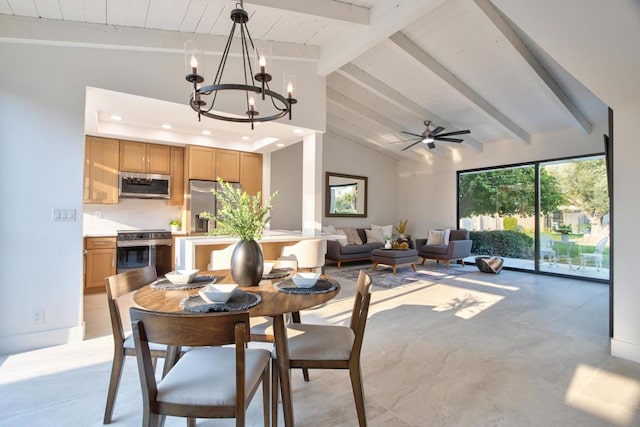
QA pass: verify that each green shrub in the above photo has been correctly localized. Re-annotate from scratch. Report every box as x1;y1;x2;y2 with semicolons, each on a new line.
470;230;533;259
503;217;518;231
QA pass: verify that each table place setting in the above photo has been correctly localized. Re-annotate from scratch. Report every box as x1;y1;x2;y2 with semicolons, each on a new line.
274;273;340;294
180;284;262;313
150;269;218;290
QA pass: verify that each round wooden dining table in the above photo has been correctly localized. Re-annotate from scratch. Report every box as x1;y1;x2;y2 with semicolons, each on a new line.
133;270;340;427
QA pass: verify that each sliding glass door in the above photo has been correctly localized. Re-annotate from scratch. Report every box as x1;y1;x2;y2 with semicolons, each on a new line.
458;155;609;281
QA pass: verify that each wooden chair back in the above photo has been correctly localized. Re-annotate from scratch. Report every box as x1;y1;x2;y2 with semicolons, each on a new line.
105;266;158;349
349;270;373;361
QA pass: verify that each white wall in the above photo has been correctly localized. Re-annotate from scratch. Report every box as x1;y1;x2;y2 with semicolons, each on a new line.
0;38;326;353
397;123;608;239
323;132;398;229
270;142;304;230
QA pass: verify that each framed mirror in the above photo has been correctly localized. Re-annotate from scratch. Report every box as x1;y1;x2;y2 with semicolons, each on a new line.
325;172;368;217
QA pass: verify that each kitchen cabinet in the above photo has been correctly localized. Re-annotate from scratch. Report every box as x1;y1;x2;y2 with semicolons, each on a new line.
84;237;116;291
240;152;262;196
83;136;119;204
169;146;184;206
187;146;240;182
120;141;171;174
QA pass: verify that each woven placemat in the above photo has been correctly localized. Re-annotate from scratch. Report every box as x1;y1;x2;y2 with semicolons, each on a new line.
274;278;339;295
262;268;293;280
180;290;261;313
151;275;217;291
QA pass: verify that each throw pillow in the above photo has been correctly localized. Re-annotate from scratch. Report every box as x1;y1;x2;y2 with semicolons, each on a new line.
335;229;348;247
426;229;444;245
365;228;384;244
372;224;393;239
443;228;451;245
322;224;336;235
340;227;363;245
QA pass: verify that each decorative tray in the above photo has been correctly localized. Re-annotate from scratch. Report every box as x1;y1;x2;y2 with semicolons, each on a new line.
150;275;217;290
180;290;261;313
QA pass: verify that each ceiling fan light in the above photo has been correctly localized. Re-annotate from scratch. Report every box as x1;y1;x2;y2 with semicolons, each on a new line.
422;136;434;143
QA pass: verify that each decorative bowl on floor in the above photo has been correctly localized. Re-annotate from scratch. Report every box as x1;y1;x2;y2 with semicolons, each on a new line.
198;283;238;303
291;272;320;288
165;269;199;284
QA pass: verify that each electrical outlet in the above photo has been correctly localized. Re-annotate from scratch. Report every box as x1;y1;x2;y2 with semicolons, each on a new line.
32;308;45;326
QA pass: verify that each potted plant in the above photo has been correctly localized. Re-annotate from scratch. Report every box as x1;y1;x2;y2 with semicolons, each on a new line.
169;219;181;233
200;178;278;286
394;219;409;240
557;224;572;241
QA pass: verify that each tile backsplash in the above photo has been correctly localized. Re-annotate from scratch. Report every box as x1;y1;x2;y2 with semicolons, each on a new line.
83;199;182;235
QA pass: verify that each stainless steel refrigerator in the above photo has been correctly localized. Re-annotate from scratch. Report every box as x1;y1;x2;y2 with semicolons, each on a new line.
189;180;241;233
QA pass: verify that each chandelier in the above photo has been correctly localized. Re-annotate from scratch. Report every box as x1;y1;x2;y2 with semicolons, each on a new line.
185;1;297;129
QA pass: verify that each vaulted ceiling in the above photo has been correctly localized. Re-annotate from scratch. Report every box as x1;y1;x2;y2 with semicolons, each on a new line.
0;0;607;162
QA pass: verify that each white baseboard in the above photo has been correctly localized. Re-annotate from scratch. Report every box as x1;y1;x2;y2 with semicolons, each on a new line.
0;324;85;355
611;338;640;363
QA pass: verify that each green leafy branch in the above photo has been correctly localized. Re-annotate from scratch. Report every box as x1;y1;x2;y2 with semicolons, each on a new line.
200;178;278;241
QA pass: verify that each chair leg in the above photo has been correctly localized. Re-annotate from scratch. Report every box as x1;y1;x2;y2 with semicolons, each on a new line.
271;359;279;427
103;350;126;424
302;368;310;382
187;417;196;427
262;364;270;427
349;364;367;427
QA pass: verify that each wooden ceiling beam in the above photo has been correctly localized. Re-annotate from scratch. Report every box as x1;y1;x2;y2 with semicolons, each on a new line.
389;31;531;145
245;0;369;26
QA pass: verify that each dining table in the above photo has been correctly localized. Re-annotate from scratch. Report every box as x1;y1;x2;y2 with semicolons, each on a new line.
133;269;340;427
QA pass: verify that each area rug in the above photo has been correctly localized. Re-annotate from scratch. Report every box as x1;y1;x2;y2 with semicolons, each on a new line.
330;263;475;289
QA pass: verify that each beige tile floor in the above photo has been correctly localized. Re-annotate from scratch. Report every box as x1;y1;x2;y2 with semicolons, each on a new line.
1;264;639;426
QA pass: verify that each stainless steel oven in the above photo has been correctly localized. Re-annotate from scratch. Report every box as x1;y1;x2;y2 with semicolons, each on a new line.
116;230;173;276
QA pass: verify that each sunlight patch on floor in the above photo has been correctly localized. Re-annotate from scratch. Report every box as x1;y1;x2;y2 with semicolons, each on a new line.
565;364;640;425
455;276;520;291
427;284;504;319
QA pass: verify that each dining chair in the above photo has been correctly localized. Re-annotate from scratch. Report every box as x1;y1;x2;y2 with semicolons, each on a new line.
207;242;238;270
540;235;557;266
579;236;608;271
104;266;170;424
129;307;271;427
272;270;373;427
279;239;327;272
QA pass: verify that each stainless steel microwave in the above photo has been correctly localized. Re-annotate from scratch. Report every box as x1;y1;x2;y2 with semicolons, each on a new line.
119;172;170;199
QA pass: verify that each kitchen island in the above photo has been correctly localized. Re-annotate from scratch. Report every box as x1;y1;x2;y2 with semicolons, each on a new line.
175;230;339;271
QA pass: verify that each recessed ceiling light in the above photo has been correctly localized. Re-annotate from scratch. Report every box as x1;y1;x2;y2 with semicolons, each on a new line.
162;124;172;129
294;128;304;134
241;136;250;141
276;143;285;147
110;115;122;121
202;130;211;135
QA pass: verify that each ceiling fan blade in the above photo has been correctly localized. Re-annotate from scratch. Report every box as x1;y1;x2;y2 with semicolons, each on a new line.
401;131;423;138
401;140;422;151
436;129;471;137
431;126;445;135
389;138;421;144
436;137;464;143
427;141;436;149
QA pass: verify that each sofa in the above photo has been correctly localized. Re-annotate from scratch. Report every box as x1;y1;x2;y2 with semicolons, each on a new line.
415;229;473;268
325;228;384;268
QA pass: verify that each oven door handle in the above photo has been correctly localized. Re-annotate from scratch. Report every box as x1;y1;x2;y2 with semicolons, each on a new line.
149;245;157;268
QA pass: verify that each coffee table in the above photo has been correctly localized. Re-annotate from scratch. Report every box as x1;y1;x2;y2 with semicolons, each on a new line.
371;248;419;275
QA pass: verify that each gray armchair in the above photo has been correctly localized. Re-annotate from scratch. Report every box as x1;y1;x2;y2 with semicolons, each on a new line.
415;229;473;268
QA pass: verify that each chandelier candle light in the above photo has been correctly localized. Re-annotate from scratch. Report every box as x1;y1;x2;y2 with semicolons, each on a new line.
184;0;297;129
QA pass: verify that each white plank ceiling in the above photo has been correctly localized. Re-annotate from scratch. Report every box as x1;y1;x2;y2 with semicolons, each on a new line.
0;0;608;161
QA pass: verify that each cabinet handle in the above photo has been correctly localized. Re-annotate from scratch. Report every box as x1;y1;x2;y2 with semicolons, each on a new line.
92;241;107;245
112;254;115;267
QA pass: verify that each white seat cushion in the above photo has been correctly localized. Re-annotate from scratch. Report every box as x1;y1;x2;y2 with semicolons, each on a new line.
274;323;354;361
157;347;270;406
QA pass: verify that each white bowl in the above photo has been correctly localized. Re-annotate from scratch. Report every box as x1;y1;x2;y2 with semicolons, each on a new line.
165;269;199;285
263;262;276;275
199;283;238;304
291;272;320;288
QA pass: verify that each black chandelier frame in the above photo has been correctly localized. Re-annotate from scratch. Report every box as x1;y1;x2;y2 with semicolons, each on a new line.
185;1;297;129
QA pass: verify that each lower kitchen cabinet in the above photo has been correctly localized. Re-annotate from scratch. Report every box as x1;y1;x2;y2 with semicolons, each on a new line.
85;237;116;291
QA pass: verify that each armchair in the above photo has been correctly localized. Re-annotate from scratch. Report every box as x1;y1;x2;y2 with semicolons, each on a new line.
415;229;473;268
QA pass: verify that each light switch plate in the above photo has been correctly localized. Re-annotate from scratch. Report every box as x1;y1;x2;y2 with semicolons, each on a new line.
52;208;76;221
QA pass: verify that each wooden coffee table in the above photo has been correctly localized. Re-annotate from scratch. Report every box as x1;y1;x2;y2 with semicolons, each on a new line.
371;248;419;275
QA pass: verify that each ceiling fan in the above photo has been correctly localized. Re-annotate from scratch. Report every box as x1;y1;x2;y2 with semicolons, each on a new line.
398;120;471;151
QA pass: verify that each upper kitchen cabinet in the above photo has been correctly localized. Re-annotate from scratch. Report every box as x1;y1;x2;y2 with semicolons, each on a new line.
187;146;240;182
240;152;262;196
84;136;119;204
169;146;184;206
120;141;171;174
